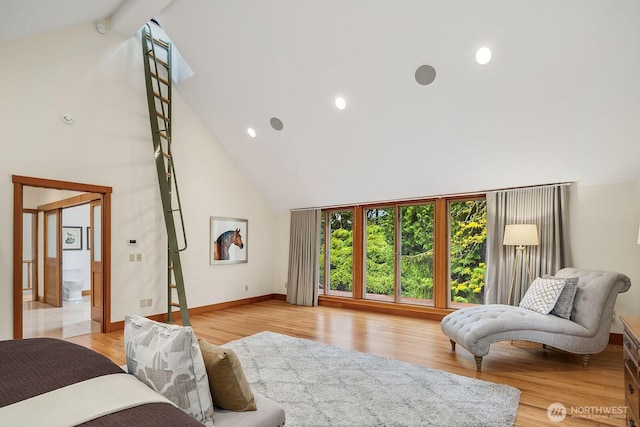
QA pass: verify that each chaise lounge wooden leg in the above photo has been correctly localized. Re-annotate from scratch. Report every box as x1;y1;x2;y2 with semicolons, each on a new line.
474;356;483;372
450;339;456;351
581;354;591;368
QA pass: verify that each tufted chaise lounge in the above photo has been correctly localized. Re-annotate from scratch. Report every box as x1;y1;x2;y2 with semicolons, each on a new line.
440;268;631;371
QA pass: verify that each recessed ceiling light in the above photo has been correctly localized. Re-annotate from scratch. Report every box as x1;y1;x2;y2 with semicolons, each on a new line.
247;128;256;138
334;97;346;110
476;47;492;65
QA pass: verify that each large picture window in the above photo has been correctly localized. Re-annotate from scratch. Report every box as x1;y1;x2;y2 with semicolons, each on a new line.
319;196;487;310
320;209;354;297
364;207;395;301
399;204;434;305
449;199;487;306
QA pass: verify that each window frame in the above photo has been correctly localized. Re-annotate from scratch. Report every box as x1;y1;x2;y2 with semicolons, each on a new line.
319;194;486;310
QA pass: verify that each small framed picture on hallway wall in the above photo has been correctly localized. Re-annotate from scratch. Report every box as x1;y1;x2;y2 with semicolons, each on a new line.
62;226;82;250
210;217;248;265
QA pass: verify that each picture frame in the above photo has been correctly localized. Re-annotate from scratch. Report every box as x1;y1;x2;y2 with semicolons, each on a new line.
210;217;248;265
86;227;91;250
62;226;83;250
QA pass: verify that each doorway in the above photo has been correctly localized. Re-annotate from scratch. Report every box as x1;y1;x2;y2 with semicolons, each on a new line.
24;196;98;338
12;175;112;339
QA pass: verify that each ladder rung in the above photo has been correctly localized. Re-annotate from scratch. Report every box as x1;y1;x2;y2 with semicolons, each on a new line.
156;111;170;122
169;283;177;288
170;302;180;307
146;33;170;50
153;91;170;104
147;51;169;68
162;152;171;159
166;172;172;178
157;131;169;140
150;72;169;86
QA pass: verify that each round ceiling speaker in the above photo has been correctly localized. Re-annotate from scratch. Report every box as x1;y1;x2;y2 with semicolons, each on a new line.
415;65;436;86
270;117;284;131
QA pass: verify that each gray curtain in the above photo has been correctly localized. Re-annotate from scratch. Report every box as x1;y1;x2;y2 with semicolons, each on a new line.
286;209;321;306
485;185;572;305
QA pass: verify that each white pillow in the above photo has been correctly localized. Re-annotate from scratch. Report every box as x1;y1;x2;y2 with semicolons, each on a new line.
124;315;214;426
519;277;566;314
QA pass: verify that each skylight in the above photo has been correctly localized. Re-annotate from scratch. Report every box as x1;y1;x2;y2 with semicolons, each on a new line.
140;20;194;84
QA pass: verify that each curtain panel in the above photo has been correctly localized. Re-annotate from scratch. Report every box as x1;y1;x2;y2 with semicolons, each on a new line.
286;209;321;306
485;185;572;305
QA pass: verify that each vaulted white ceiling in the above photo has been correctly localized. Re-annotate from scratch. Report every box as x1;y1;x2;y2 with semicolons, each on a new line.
2;0;639;212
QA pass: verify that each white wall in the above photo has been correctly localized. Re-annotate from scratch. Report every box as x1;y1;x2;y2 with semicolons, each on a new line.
274;211;291;294
569;181;640;332
2;22;636;341
0;23;280;339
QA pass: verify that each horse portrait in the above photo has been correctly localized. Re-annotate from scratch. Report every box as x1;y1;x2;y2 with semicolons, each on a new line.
213;228;244;260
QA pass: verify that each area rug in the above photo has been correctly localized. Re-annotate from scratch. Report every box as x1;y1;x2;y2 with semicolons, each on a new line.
224;331;520;427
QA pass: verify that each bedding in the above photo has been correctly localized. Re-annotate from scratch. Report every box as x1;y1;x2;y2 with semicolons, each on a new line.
0;338;203;426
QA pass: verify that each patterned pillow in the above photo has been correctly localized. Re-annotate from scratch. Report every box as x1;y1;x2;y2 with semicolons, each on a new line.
124;315;214;426
544;275;579;319
519;277;566;314
198;339;257;411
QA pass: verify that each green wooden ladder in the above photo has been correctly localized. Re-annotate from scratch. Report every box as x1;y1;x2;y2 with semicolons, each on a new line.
141;24;190;326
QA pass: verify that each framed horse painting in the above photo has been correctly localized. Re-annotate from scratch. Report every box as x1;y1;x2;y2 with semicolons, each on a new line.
210;217;248;264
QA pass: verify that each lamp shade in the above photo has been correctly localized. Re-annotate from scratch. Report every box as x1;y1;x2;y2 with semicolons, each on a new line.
503;224;539;246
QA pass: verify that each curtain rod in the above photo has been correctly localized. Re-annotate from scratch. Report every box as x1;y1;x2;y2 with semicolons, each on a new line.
290;182;573;212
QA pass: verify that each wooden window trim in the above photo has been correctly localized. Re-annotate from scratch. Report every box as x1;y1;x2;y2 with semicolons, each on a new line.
320;193;486;315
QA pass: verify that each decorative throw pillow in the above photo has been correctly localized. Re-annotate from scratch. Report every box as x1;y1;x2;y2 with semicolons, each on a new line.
124;315;215;426
198;339;257;411
543;275;579;319
519;277;566;314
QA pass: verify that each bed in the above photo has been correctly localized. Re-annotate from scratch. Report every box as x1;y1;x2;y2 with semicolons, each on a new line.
0;338;203;426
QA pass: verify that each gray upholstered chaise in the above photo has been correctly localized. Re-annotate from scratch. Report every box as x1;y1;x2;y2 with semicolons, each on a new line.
440;268;631;371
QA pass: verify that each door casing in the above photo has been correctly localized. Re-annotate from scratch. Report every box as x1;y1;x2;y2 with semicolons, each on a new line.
12;175;113;339
90;199;103;324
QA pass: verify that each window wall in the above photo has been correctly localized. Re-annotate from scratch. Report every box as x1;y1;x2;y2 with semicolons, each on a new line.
319;209;354;297
319;196;487;309
448;200;487;306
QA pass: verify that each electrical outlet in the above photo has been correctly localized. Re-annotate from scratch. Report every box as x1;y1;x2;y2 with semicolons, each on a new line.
140;299;146;307
136;253;142;262
130;254;135;262
146;298;152;307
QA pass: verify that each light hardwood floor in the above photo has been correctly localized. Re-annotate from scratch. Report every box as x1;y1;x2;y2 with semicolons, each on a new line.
24;296;100;338
65;300;625;427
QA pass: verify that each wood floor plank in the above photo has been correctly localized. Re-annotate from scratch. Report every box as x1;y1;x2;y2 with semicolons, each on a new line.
64;300;626;426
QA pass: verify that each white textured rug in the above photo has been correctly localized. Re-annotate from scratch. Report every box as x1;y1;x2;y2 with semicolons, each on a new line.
224;331;520;427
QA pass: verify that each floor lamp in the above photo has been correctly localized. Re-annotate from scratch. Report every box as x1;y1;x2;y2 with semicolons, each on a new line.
504;224;539;305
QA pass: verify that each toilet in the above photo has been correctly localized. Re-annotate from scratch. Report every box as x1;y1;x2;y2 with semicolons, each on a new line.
62;269;84;302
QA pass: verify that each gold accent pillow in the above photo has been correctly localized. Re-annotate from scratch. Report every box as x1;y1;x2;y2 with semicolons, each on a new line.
198;339;257;412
